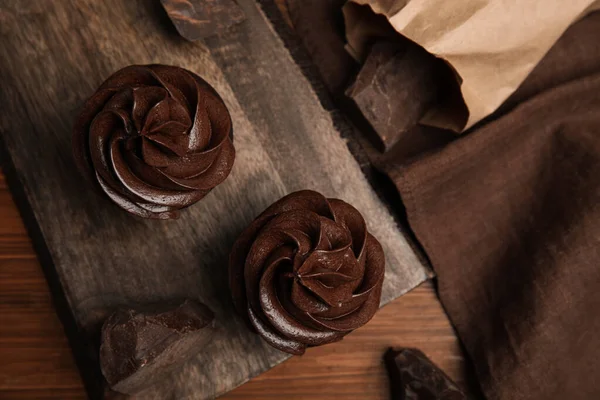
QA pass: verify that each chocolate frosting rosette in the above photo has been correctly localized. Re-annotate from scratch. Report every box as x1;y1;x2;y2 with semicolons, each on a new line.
229;190;385;354
73;64;235;219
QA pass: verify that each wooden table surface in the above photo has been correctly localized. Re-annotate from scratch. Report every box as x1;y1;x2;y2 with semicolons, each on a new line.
0;164;472;399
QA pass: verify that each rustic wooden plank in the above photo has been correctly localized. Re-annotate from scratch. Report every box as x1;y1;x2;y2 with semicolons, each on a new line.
0;183;470;399
0;2;473;398
160;0;246;41
0;0;428;399
203;0;429;303
0;389;85;400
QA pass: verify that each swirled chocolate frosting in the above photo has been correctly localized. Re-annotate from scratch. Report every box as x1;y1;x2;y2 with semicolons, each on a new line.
73;65;235;219
229;190;385;355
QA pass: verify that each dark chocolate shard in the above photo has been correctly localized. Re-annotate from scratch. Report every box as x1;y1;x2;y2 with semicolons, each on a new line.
160;0;246;41
346;40;439;152
100;300;215;395
384;348;466;400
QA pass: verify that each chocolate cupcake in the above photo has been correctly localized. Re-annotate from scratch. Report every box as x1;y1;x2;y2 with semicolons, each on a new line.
73;65;235;219
229;190;385;355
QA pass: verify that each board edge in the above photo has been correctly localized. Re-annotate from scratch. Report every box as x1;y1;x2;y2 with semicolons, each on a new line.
0;134;104;400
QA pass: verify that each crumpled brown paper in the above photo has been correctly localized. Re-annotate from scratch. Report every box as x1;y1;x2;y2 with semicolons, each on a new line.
344;0;599;131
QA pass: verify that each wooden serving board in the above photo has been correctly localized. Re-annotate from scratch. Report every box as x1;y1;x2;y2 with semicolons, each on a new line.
0;0;429;398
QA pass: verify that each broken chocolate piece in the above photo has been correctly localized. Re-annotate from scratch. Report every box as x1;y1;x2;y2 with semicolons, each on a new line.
100;300;215;395
160;0;246;41
346;40;439;152
384;348;466;400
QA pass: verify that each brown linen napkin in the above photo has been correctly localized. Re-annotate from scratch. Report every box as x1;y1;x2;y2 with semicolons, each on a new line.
390;12;600;400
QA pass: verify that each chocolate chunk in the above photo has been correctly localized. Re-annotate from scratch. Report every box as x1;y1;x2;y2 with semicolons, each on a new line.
346;40;439;152
100;300;215;395
384;348;466;400
160;0;246;41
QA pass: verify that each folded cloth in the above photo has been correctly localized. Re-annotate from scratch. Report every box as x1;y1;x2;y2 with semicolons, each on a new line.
390;12;600;400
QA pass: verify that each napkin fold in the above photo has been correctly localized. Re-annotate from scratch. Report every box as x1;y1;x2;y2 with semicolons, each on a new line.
390;12;600;400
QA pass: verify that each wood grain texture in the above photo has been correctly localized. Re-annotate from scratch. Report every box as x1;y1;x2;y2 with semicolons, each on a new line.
0;168;472;399
160;0;246;41
0;0;428;398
